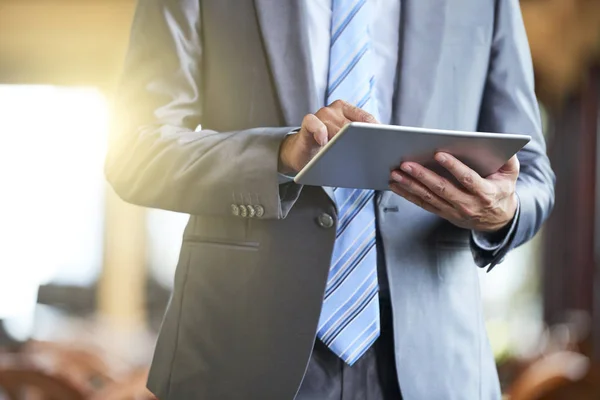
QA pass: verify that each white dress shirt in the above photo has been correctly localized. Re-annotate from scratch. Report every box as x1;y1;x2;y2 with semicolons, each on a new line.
304;0;401;124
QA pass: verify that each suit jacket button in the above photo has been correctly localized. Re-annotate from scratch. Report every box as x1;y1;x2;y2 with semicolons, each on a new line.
231;204;240;216
254;205;265;218
239;205;248;218
317;213;334;229
247;205;256;218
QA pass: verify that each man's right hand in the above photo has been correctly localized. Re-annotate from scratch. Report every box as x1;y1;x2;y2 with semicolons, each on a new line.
278;100;379;175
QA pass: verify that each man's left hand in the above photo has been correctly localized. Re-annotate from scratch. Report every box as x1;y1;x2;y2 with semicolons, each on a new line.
389;153;519;232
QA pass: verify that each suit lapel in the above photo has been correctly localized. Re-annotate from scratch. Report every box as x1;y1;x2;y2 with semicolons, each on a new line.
253;0;319;126
382;0;448;206
392;0;447;128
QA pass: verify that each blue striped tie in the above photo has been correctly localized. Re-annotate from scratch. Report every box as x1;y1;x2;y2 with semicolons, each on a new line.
317;0;380;366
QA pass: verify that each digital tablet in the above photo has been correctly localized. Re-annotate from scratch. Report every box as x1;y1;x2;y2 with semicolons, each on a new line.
293;122;531;190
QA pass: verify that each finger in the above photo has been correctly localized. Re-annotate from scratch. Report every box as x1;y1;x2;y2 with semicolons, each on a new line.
343;102;378;123
330;100;378;123
316;104;349;137
397;162;464;204
302;114;328;146
389;183;442;216
322;120;346;139
434;152;491;195
389;171;456;214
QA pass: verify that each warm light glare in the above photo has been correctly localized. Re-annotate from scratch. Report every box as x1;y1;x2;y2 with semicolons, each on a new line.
147;209;189;287
0;85;108;319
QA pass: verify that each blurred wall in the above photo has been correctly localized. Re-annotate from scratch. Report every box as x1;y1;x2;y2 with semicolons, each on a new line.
1;0;599;103
521;0;600;109
0;0;136;88
0;0;144;332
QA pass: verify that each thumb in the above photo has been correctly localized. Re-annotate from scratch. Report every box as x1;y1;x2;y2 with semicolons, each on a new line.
301;114;328;147
499;155;520;177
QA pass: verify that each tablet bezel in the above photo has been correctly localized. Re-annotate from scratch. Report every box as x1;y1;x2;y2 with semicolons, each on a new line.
293;122;531;190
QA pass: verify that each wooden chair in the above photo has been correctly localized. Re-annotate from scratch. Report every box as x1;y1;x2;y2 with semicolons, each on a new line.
0;343;158;400
21;341;158;399
506;315;600;399
21;341;113;391
0;353;88;400
89;368;157;400
508;351;590;400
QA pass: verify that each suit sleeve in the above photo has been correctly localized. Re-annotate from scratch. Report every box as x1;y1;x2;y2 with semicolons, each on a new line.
470;0;556;270
105;0;302;219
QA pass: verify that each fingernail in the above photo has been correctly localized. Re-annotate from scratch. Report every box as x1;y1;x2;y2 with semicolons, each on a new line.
401;164;412;174
436;154;447;164
391;171;403;182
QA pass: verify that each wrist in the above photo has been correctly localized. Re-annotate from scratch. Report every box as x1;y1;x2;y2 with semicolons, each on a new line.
278;135;297;175
488;194;519;233
502;193;519;227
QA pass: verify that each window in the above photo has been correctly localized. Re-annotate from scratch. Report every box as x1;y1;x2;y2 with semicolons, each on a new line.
0;85;108;322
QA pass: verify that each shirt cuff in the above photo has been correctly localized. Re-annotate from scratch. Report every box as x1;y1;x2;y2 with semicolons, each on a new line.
471;197;521;255
278;173;296;184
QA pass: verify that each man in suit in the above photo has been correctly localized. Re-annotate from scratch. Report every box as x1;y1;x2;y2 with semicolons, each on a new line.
106;0;555;398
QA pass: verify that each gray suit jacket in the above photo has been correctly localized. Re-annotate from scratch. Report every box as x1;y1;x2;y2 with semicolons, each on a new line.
106;0;555;399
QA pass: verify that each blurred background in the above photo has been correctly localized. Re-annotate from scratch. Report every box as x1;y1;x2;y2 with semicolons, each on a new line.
0;0;599;399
